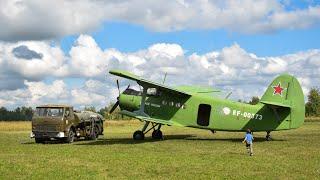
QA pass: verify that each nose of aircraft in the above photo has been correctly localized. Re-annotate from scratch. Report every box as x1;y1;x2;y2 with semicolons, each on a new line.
109;80;138;114
118;93;141;112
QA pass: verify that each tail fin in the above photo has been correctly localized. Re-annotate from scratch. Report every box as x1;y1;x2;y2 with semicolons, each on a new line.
260;74;305;128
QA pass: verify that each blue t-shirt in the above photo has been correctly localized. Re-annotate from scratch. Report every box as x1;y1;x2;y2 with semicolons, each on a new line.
245;133;253;144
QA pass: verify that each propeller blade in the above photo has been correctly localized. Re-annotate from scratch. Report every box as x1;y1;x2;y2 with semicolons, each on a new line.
116;79;120;95
109;101;119;114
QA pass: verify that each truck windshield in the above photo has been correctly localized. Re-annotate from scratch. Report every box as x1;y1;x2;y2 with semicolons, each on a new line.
36;108;64;117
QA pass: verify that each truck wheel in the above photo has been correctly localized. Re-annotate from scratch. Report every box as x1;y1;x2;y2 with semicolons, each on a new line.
94;125;100;139
89;126;99;140
64;129;75;143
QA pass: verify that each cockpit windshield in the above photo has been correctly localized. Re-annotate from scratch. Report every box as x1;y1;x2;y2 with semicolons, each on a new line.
36;107;64;117
122;88;161;97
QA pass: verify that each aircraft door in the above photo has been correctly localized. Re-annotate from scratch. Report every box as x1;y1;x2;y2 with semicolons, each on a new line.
197;104;211;126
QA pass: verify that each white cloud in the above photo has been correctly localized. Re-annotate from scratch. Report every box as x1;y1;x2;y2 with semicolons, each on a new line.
0;0;320;41
24;80;68;105
0;35;320;108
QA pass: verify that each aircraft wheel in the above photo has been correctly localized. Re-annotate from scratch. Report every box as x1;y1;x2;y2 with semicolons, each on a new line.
266;135;272;141
152;130;163;140
133;130;145;140
266;131;272;141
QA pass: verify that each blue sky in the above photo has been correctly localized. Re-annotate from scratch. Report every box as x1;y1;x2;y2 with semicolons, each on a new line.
61;22;320;57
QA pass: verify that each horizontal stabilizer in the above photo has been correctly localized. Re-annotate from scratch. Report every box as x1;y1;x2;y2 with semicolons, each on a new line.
260;100;291;108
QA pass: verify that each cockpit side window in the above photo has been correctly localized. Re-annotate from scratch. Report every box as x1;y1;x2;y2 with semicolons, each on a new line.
123;88;161;97
123;88;142;96
147;88;161;97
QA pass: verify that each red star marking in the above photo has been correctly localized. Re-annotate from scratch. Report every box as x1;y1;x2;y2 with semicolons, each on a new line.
273;83;284;96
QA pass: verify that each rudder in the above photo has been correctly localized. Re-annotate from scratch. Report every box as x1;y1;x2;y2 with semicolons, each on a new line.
260;74;305;128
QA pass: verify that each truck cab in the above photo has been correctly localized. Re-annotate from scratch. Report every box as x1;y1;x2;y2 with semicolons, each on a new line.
31;105;104;143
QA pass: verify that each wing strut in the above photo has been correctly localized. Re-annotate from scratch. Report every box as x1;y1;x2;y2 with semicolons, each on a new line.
133;84;149;117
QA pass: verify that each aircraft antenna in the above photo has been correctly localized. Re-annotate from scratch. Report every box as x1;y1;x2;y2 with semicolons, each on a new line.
225;92;232;99
162;72;167;84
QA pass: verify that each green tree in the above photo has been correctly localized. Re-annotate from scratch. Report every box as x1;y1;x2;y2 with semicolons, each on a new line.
84;106;96;112
0;106;34;121
305;88;320;117
249;96;260;105
98;103;132;120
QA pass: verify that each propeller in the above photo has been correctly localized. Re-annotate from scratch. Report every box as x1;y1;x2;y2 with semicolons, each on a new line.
116;79;120;96
109;80;131;114
109;99;119;114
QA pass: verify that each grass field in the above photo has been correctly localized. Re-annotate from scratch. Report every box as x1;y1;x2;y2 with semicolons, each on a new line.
0;119;319;179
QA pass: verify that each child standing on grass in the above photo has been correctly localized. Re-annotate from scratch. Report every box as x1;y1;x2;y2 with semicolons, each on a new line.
243;129;254;156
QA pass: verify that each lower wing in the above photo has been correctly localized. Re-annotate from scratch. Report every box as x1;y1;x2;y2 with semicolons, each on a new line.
120;110;183;127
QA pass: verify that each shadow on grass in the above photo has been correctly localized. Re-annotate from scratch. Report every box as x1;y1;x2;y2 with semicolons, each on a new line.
21;140;67;145
22;135;286;145
75;134;196;146
185;137;286;142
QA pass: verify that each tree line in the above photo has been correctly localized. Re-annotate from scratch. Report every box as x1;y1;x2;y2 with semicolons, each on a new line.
0;107;33;121
0;88;319;121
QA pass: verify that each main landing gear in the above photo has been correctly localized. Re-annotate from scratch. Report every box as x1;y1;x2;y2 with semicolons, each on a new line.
266;131;272;141
133;121;163;140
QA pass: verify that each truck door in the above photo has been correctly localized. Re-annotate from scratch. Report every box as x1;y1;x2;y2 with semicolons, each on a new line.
197;104;211;126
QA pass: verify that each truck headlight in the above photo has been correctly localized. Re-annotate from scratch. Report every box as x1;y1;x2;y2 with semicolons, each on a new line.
57;132;65;138
30;132;35;138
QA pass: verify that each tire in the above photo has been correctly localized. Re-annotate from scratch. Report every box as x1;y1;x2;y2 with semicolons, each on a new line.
266;135;272;141
96;124;103;135
64;128;75;143
88;125;99;140
94;125;99;139
133;130;145;140
152;130;163;140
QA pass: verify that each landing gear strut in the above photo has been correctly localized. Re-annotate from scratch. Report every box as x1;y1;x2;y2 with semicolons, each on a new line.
133;122;163;140
266;131;272;141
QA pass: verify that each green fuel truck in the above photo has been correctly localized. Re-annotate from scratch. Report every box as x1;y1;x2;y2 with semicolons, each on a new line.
30;105;104;143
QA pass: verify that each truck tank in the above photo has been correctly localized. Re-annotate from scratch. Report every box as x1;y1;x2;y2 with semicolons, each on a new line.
74;111;104;122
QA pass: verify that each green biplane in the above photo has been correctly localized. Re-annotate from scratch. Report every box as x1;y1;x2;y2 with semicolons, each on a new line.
109;70;304;141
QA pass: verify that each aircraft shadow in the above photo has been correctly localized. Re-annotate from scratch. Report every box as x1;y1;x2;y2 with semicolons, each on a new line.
75;134;196;146
185;137;286;142
22;135;286;145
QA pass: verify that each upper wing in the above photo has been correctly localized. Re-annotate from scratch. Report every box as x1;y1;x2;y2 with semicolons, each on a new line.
109;69;191;96
120;110;184;126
